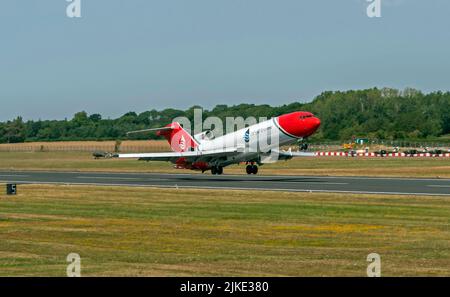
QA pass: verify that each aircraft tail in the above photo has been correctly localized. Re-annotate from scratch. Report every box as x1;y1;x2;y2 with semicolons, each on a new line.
127;122;198;152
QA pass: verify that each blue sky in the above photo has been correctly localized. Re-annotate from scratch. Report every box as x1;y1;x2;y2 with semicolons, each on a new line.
1;0;450;120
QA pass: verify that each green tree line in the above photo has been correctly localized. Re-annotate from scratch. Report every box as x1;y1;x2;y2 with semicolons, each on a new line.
1;88;449;143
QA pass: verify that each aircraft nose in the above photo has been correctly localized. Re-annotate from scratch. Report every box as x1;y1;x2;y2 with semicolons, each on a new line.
276;112;321;138
305;117;321;136
311;117;321;129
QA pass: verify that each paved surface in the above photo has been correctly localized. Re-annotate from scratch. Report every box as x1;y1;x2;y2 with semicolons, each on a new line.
0;171;449;196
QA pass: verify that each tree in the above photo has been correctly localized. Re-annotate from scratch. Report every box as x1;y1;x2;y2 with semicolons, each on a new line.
89;114;102;122
73;111;89;126
0;88;449;143
4;117;26;143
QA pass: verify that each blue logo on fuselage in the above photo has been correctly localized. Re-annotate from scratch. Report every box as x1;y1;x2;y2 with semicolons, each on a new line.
244;129;250;143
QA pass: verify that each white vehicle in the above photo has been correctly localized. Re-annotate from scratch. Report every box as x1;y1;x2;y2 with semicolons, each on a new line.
118;111;321;175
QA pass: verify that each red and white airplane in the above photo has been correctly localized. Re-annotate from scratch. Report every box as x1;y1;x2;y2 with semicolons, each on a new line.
118;111;321;175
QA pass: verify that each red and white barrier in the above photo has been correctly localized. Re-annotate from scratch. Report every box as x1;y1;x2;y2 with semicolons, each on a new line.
315;152;450;158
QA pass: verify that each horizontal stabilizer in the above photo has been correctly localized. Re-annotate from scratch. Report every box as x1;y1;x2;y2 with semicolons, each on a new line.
126;122;198;153
126;127;173;136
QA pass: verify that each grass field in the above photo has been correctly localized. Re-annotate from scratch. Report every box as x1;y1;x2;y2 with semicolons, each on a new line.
0;151;449;178
0;184;449;276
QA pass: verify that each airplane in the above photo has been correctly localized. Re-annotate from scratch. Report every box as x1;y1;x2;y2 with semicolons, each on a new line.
118;111;321;175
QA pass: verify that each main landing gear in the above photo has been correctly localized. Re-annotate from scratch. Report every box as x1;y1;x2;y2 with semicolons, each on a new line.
246;164;258;175
211;166;223;175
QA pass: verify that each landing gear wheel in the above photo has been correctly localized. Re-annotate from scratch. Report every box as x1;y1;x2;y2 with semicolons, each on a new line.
246;165;258;175
300;143;309;151
211;166;223;175
216;166;223;175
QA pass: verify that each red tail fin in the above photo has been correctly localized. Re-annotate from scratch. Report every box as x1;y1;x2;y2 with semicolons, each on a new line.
157;122;198;152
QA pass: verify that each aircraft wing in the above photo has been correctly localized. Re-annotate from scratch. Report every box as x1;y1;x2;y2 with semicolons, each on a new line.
118;147;241;162
278;150;316;157
272;149;316;161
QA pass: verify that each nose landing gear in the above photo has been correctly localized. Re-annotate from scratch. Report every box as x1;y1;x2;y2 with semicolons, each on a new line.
298;139;309;151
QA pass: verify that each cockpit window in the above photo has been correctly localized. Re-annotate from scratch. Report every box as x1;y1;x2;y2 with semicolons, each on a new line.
300;114;313;119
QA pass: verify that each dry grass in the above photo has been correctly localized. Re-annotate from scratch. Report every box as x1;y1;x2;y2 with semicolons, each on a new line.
0;151;449;178
0;184;449;276
0;140;169;153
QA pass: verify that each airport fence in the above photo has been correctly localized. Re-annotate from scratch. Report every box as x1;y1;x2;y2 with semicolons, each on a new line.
306;141;450;152
0;140;170;153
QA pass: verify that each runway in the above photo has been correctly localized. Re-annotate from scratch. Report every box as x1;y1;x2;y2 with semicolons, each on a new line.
0;170;449;196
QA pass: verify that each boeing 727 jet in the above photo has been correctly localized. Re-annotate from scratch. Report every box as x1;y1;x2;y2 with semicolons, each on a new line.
118;111;321;175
